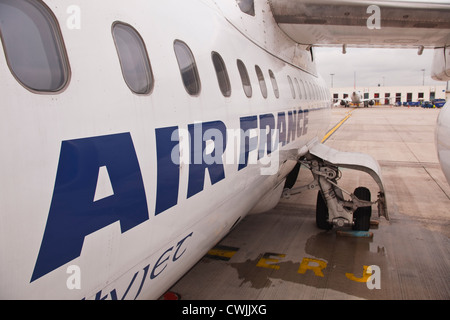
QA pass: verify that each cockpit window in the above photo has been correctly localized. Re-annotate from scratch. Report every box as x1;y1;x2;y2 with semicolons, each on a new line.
174;40;201;96
236;0;255;16
0;0;69;92
112;22;154;95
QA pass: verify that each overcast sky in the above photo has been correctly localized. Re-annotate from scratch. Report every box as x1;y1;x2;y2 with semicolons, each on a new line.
314;47;446;88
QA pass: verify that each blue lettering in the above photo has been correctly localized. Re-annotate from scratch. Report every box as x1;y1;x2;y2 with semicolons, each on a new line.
88;231;194;300
297;109;304;138
31;133;149;282
303;109;309;135
238;116;258;171
134;264;150;300
187;121;227;198
173;232;193;261
95;291;108;300
109;271;139;300
33;107;311;283
287;110;297;144
277;112;287;146
155;126;180;215
258;113;276;159
150;247;173;279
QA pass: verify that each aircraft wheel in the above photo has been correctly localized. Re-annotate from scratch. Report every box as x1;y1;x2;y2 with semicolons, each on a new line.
316;191;332;230
352;187;372;231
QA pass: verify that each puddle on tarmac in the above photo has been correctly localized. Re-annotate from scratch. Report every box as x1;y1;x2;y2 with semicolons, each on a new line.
230;230;389;299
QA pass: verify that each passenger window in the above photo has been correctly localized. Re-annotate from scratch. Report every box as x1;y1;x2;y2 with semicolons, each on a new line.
269;70;279;98
294;78;302;99
237;59;252;98
174;40;201;96
255;65;267;98
112;22;153;95
212;52;231;97
287;76;295;99
0;0;69;92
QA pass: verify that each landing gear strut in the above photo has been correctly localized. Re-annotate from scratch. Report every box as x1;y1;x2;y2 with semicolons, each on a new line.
283;141;388;231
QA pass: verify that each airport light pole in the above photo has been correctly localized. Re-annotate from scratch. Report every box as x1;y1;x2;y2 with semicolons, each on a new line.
330;73;335;88
421;69;425;86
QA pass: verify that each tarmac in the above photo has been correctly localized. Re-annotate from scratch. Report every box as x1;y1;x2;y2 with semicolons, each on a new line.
168;106;450;300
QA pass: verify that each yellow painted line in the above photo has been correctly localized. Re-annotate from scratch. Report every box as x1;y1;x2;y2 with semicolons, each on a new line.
207;249;236;259
297;258;328;277
321;109;355;143
206;245;239;261
256;252;286;270
345;265;372;283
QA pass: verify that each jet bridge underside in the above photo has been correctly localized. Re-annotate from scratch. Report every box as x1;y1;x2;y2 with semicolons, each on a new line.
268;0;450;48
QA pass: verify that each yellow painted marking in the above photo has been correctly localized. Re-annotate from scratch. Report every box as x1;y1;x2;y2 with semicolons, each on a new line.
256;253;286;270
297;258;327;277
207;249;237;259
321;109;355;143
345;265;372;283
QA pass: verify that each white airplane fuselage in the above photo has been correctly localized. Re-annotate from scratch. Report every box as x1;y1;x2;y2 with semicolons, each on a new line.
0;0;331;299
340;91;375;107
436;102;450;184
351;91;364;105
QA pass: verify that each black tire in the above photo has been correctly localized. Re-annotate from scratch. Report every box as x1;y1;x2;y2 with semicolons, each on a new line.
316;191;332;230
352;187;372;231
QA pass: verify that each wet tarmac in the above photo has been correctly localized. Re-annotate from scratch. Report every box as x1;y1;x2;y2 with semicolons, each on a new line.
169;106;450;300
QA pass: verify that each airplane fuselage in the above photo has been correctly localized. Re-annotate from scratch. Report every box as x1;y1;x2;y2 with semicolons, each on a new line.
340;91;375;107
351;91;363;105
0;0;331;299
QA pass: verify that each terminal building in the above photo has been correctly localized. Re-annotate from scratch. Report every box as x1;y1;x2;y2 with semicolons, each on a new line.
330;85;448;105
